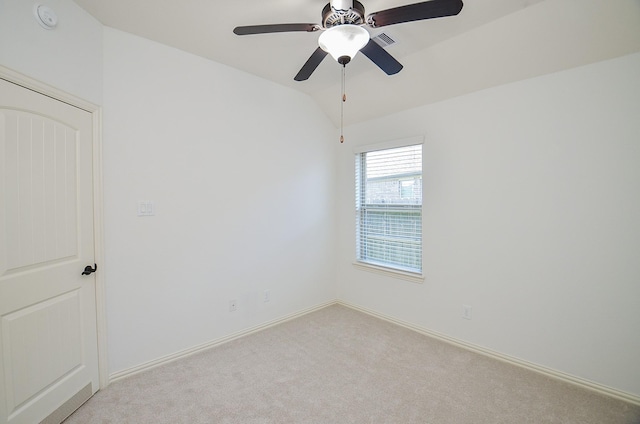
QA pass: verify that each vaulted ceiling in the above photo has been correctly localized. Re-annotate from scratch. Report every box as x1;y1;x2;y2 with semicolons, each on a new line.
72;0;640;125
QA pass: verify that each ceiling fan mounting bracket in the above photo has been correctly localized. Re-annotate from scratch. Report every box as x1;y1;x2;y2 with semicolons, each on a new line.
322;1;365;28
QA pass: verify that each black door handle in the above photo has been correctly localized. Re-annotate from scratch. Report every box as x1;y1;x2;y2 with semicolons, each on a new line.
82;263;97;275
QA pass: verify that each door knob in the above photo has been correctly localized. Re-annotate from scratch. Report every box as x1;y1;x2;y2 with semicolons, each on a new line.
82;264;97;275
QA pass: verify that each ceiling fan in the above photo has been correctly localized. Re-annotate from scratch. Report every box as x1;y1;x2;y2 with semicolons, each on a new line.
233;0;464;81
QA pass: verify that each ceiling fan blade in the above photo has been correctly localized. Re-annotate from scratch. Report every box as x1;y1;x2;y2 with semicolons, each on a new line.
366;0;463;28
360;40;403;75
233;24;321;35
294;48;329;81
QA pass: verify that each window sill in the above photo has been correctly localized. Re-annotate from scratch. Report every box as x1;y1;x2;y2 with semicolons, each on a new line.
352;262;424;284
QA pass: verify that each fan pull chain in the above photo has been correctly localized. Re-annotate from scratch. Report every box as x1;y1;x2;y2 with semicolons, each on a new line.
340;64;346;144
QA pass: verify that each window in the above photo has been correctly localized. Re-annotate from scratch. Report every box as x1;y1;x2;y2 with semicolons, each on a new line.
355;141;423;276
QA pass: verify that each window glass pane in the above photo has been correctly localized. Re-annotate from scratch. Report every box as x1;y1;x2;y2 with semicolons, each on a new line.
356;143;422;274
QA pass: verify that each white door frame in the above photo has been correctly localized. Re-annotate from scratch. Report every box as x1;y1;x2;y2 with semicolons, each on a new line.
0;65;109;390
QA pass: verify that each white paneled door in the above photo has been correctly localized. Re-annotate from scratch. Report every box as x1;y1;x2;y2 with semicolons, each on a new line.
0;79;99;424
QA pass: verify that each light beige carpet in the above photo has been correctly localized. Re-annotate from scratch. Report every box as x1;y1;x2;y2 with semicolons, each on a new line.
64;304;640;423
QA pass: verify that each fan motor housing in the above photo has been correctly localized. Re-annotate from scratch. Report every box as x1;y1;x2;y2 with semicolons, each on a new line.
322;1;365;28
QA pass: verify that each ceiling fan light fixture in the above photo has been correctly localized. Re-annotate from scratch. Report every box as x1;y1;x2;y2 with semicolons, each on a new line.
318;25;369;64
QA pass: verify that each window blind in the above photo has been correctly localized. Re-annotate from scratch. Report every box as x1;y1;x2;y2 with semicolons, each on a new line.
355;143;422;274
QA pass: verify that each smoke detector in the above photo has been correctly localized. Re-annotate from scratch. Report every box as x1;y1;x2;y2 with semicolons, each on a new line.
33;4;58;30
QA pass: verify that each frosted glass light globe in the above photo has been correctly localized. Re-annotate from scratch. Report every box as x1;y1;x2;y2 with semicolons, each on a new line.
318;25;369;64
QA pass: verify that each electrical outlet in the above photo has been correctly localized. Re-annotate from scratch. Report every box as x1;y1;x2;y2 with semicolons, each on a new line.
229;300;237;312
264;290;270;303
463;305;472;320
137;200;155;216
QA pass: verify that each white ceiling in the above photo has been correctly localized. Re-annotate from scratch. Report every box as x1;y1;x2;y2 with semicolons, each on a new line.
71;0;640;126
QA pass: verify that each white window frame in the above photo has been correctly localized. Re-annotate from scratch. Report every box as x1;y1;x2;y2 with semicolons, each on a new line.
353;136;425;283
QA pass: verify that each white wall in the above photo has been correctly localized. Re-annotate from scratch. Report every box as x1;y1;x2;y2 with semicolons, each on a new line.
0;0;102;104
336;52;640;397
102;28;337;374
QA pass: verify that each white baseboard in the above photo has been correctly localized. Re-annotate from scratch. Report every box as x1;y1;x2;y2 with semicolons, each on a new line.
338;300;640;406
109;298;639;407
109;299;338;383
